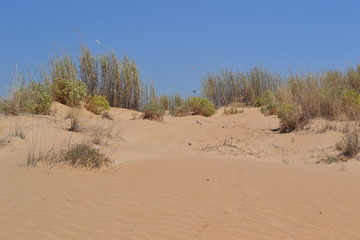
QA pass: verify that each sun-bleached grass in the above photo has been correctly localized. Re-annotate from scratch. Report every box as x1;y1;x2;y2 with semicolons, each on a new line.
91;120;122;146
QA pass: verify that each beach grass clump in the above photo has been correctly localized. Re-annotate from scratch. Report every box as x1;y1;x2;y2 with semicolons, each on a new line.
85;95;110;115
142;100;165;121
202;67;280;107
79;46;98;96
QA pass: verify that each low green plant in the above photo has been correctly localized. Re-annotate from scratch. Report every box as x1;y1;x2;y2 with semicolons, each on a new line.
187;97;216;117
85;95;110;115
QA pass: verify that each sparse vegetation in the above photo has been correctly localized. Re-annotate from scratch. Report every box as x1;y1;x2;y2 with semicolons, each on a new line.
91;121;120;146
0;120;27;145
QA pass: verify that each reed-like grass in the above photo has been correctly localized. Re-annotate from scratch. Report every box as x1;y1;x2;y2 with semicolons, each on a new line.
203;65;360;131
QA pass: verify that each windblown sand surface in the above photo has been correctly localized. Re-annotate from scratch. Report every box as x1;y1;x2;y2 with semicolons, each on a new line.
1;103;360;239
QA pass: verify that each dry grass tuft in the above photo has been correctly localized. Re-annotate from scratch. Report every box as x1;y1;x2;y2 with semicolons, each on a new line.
223;107;244;115
67;108;81;132
339;128;360;158
91;121;121;146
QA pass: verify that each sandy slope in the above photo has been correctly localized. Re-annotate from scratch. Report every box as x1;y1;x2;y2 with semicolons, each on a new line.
1;104;360;239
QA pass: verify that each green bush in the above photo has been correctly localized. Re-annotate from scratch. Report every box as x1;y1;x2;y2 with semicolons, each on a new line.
187;97;216;117
85;95;110;115
25;82;52;114
142;100;165;121
52;77;86;106
254;90;276;107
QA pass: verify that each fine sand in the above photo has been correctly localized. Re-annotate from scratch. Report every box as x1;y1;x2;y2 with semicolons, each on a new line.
1;103;360;239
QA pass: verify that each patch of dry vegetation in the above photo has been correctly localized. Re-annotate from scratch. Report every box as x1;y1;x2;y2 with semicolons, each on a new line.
27;141;112;169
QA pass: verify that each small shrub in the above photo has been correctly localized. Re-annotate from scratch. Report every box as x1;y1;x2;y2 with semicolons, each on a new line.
187;97;216;117
142;101;164;121
338;129;360;158
63;142;112;169
68;108;81;132
254;90;276;107
25;82;52;114
52;77;86;107
223;107;244;115
260;101;282;115
85;95;110;115
277;102;304;133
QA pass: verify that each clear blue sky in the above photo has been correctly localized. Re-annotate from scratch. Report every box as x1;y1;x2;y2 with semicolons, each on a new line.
1;0;359;96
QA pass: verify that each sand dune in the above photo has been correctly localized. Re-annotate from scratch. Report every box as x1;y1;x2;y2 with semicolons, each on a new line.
1;104;360;239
